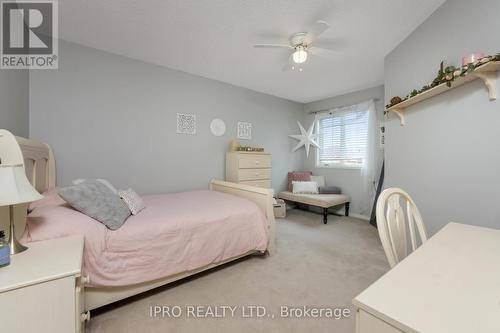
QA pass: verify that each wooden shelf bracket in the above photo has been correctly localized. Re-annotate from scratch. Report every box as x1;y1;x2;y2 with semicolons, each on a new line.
474;72;497;101
390;109;406;126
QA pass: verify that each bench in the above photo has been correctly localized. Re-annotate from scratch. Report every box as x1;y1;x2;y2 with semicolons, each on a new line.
278;191;351;224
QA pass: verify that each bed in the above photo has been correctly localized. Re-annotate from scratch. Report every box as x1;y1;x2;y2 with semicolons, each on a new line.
4;134;276;311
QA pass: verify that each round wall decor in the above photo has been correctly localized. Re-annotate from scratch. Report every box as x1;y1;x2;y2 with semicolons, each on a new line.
210;119;226;136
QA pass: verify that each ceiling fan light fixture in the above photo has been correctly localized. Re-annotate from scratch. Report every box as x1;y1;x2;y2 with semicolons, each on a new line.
292;46;308;64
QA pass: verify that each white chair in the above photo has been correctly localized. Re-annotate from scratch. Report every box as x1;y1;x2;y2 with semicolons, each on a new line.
376;188;428;268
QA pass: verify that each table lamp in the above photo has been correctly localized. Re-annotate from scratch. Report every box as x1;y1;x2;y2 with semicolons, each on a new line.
0;163;43;254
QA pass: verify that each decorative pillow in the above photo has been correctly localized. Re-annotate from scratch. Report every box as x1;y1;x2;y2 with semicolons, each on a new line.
288;171;312;191
292;181;319;194
310;175;326;188
58;180;131;230
118;188;146;215
72;178;118;194
319;186;342;194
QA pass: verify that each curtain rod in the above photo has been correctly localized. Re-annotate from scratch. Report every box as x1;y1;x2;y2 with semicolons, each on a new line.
308;98;380;115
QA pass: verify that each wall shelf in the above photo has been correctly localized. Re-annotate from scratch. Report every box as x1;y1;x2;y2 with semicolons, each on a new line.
386;61;500;126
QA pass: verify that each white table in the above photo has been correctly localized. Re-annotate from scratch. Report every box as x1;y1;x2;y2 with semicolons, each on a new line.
0;235;87;333
353;222;500;333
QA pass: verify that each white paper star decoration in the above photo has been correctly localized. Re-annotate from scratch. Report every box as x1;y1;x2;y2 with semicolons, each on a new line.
289;121;320;157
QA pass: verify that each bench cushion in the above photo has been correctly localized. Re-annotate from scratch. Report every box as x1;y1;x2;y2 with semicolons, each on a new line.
278;191;350;209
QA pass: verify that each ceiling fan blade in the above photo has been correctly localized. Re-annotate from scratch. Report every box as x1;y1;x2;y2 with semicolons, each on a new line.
311;40;339;51
305;20;330;44
282;55;295;72
282;61;293;72
308;47;336;59
253;44;291;49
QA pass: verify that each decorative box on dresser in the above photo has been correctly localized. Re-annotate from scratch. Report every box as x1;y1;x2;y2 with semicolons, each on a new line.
226;151;272;189
0;235;88;333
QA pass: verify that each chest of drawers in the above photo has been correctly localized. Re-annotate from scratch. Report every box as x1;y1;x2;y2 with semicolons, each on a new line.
225;152;272;189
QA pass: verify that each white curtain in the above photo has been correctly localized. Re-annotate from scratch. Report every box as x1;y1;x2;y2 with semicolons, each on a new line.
313;99;380;216
360;100;378;215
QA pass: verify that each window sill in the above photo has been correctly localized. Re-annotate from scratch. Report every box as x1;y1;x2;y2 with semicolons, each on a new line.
316;164;362;170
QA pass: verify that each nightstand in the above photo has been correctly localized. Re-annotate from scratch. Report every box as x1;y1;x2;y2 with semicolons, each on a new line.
0;235;88;333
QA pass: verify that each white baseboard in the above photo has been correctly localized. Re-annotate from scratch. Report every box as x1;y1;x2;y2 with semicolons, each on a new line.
348;213;370;221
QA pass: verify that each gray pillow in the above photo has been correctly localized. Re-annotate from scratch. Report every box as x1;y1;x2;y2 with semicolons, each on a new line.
58;180;131;230
319;186;341;194
72;178;118;194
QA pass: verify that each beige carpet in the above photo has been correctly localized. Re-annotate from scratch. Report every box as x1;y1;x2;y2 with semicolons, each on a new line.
87;209;389;333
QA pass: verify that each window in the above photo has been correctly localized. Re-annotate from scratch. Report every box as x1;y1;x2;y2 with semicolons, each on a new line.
316;107;369;168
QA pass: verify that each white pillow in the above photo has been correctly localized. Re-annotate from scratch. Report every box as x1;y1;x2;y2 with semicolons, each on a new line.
310;175;326;188
72;178;118;194
292;181;319;194
118;188;146;215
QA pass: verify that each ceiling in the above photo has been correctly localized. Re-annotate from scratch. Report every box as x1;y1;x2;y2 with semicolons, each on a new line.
59;0;445;103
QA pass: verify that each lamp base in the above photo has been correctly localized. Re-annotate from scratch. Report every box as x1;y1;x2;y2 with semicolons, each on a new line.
8;205;28;255
9;233;27;254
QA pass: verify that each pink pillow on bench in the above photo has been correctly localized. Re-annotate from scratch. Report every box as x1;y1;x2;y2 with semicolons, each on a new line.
287;171;312;192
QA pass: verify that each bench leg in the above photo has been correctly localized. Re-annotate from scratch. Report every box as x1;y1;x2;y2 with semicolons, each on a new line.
345;202;350;217
323;208;328;224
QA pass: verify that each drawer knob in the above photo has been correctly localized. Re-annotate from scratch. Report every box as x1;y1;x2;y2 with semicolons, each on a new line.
255;173;259;176
81;274;90;285
255;161;259;164
81;311;91;322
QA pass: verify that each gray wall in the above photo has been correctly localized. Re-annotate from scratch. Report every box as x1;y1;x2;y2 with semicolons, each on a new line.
303;86;385;218
30;40;304;194
0;69;29;137
384;0;500;234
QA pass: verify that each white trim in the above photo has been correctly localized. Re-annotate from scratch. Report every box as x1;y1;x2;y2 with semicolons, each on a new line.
349;213;370;221
316;161;363;170
311;98;376;116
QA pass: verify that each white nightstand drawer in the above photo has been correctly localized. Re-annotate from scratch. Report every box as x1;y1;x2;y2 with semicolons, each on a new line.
238;168;271;181
0;276;75;333
238;154;271;169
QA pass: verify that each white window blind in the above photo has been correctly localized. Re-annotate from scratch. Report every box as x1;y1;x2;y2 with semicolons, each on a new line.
317;107;369;167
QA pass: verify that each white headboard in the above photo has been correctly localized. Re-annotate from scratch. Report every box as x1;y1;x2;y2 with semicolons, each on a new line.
0;130;56;237
15;136;56;193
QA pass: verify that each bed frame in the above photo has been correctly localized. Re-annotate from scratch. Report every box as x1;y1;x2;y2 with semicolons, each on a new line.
1;131;276;311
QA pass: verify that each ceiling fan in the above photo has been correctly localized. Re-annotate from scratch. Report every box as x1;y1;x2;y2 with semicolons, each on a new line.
253;20;336;72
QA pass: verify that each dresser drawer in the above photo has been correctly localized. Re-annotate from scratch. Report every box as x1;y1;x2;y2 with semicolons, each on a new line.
240;179;272;189
238;168;271;181
238;154;271;169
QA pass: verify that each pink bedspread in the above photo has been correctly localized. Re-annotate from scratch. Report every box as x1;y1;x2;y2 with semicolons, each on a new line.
22;190;269;287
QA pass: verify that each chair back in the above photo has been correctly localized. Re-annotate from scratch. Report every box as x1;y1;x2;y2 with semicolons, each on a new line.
376;188;428;268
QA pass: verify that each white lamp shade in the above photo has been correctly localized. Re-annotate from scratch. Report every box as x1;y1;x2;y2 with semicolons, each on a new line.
0;164;43;206
292;47;308;64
